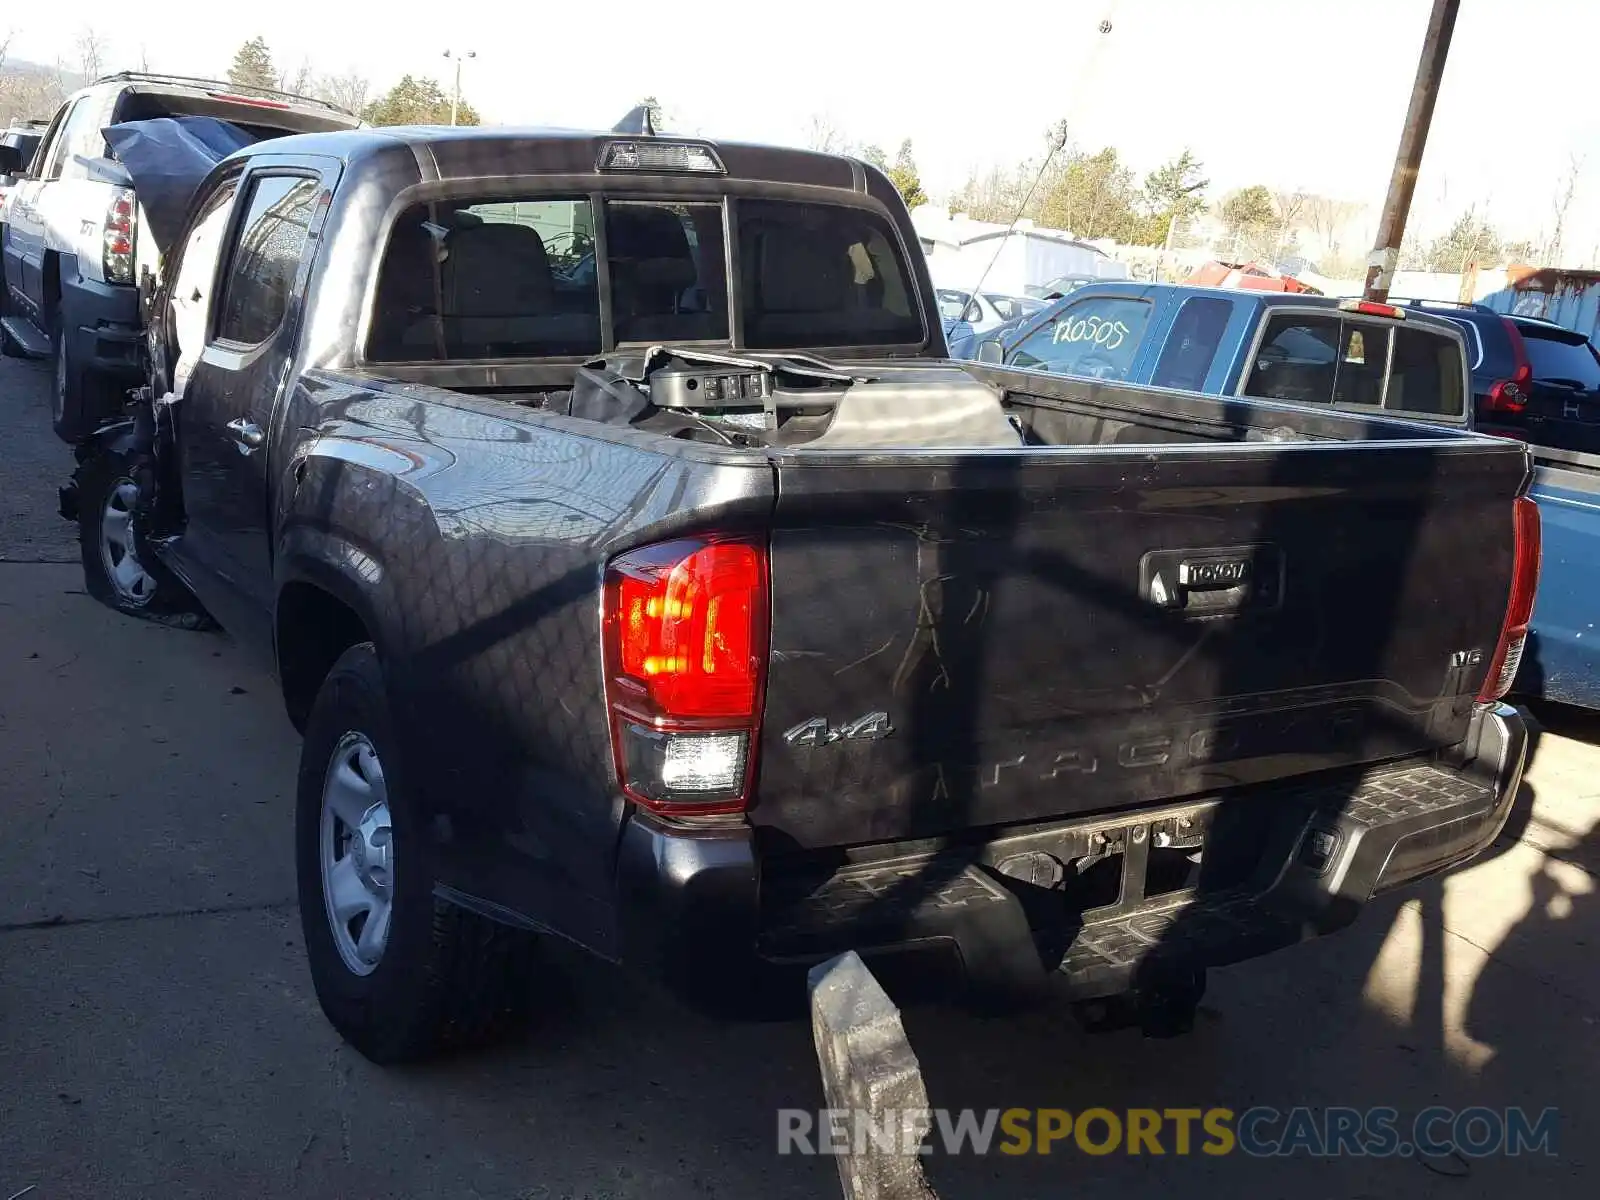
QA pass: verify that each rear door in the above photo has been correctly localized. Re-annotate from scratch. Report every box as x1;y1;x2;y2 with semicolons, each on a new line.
1517;324;1600;453
1148;294;1241;393
168;159;336;647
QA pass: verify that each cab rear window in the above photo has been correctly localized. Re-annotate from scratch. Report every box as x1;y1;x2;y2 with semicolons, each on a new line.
366;194;923;362
1244;312;1464;418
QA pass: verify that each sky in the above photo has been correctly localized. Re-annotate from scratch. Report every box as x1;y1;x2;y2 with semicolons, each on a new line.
7;0;1600;258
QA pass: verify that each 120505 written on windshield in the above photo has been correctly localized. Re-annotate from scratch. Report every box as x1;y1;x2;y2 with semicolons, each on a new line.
1052;314;1131;351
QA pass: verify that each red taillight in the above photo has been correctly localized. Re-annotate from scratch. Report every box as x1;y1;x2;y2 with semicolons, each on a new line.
103;187;136;284
1477;496;1542;703
604;537;768;813
1486;319;1533;414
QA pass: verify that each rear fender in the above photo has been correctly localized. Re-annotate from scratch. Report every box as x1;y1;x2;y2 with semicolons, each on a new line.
274;527;397;667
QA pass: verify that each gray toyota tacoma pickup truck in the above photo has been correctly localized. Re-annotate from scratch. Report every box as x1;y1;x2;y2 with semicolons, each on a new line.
62;116;1537;1064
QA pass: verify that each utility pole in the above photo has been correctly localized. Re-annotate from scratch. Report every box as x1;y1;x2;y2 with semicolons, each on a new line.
1364;0;1460;301
443;49;476;126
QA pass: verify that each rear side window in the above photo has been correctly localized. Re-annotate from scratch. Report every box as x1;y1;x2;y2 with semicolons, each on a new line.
1151;297;1232;391
215;175;321;345
368;198;602;362
61;96;108;174
737;199;922;349
170;178;241;377
39;100;80;181
1387;327;1465;416
1008;296;1152;380
1520;327;1600;388
216;178;321;347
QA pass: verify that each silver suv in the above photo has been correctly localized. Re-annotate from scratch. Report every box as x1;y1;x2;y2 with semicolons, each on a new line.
0;72;357;442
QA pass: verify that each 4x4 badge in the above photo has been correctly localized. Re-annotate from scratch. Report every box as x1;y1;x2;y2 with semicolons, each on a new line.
784;712;894;748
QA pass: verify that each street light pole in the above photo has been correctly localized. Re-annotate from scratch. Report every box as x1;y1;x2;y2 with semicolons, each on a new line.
1364;0;1460;301
443;49;476;126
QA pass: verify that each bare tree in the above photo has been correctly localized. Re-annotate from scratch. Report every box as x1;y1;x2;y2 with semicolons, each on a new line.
0;31;70;128
77;26;106;81
1546;153;1583;267
1304;195;1363;259
948;164;1034;222
805;113;848;155
1426;203;1502;274
314;70;370;116
0;71;69;128
1272;189;1308;226
280;58;314;97
1268;188;1309;259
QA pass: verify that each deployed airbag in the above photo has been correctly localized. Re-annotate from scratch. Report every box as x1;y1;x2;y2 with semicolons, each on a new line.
102;117;261;255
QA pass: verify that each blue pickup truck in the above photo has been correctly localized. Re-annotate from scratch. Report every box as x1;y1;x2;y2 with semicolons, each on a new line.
1516;448;1600;707
959;281;1473;426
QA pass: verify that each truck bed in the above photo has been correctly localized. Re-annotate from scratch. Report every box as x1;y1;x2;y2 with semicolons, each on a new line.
340;363;1528;858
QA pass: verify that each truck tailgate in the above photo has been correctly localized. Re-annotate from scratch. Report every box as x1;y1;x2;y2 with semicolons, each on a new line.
754;440;1527;850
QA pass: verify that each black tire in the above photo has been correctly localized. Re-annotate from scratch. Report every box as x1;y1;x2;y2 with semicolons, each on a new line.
51;303;123;444
296;643;540;1064
76;448;213;628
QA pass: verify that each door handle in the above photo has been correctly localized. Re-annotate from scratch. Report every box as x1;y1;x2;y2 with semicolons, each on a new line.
226;417;265;454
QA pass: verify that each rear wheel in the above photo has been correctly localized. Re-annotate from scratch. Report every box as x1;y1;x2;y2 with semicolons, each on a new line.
76;448;212;628
296;643;540;1064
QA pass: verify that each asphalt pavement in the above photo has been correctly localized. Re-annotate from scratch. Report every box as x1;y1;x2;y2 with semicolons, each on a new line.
1;350;1597;1199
